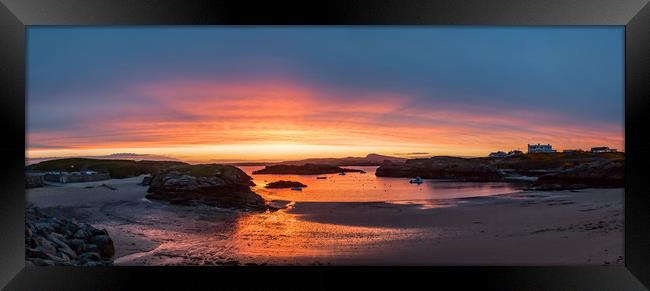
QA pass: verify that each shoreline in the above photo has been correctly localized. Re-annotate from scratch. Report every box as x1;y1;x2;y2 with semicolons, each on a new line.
27;177;623;266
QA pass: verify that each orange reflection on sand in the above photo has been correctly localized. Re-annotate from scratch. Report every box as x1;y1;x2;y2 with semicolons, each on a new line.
228;209;431;264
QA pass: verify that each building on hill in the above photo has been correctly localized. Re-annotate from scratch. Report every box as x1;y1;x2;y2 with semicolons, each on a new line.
590;146;617;153
507;150;524;156
527;143;556;153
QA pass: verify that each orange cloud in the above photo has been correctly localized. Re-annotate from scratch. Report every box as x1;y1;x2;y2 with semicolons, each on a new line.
27;77;623;162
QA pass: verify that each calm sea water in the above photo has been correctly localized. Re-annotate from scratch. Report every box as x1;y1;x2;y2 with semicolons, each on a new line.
241;166;519;202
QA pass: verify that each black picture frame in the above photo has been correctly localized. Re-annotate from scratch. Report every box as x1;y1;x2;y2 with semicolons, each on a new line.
1;0;649;290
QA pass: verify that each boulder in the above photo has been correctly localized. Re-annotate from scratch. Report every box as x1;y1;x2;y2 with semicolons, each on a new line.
89;235;115;258
34;222;55;235
78;252;101;262
26;247;51;260
146;164;266;211
84;244;99;254
73;228;92;240
90;228;109;236
28;258;55;266
265;180;308;189
67;239;86;253
33;236;57;254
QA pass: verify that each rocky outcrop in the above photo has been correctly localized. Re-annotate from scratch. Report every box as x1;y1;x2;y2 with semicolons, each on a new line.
533;159;624;190
376;156;503;181
145;164;266;211
377;153;625;188
25;204;114;266
276;153;407;166
265;180;307;189
253;164;365;175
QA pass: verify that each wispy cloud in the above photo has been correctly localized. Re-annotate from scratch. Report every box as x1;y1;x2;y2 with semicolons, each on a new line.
26;27;624;161
27;76;623;161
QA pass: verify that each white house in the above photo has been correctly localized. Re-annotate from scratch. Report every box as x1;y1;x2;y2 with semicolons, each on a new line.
527;143;556;153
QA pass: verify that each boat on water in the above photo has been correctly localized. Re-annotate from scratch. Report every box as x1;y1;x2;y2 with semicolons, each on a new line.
409;176;424;184
316;176;327;179
291;187;303;191
338;172;346;176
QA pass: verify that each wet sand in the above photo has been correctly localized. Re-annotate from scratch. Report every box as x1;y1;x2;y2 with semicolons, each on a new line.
27;177;623;266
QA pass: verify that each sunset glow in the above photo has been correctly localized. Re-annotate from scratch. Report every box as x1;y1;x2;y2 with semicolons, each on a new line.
27;27;624;162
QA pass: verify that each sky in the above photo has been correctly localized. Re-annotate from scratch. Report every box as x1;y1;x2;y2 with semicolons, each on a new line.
26;27;624;163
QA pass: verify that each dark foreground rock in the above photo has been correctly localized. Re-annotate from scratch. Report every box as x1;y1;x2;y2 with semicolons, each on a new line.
253;164;365;175
265;180;307;189
25;204;114;266
532;159;624;190
376;156;503;181
146;164;266;211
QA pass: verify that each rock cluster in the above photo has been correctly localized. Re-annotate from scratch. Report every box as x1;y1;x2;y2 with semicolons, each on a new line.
265;180;308;189
253;164;365;175
146;164;266;211
376;156;503;181
25;204;114;266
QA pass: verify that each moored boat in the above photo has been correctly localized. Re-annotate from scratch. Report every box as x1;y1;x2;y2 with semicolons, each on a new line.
409;176;423;184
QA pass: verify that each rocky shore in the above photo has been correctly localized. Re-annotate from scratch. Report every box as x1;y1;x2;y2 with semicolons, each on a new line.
376;156;503;181
145;164;266;211
376;152;624;189
25;204;115;266
253;164;365;175
532;159;624;190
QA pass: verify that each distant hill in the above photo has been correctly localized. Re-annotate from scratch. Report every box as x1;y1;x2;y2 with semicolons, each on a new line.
26;153;180;165
253;164;366;175
276;153;406;166
26;158;189;179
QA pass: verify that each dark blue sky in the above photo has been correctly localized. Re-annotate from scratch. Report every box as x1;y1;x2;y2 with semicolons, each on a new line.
26;27;624;158
28;27;623;125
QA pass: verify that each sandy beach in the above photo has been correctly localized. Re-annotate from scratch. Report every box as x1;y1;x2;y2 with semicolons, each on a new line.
27;176;623;266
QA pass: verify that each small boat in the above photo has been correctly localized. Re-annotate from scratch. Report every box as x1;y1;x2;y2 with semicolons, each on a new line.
338;172;346;176
316;176;327;179
291;187;303;191
409;176;424;184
